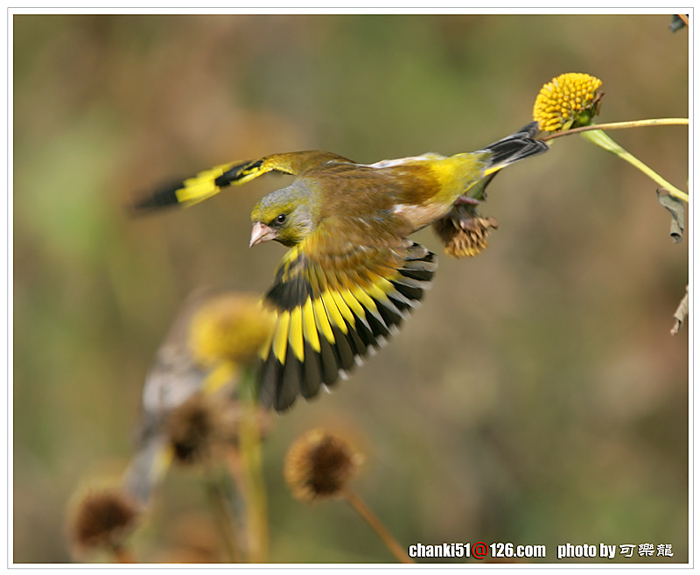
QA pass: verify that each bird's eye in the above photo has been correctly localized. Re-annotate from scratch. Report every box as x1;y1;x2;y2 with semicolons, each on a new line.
275;214;287;225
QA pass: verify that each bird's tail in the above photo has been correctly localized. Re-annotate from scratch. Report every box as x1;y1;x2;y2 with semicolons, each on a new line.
482;121;549;175
431;123;548;259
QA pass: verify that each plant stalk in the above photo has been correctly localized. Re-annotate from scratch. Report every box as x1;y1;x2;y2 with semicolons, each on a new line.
539;118;689;141
205;464;242;563
343;488;414;564
238;400;269;563
579;129;689;202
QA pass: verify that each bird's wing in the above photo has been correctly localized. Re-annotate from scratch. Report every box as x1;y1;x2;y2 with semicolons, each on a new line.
258;216;437;411
132;151;355;211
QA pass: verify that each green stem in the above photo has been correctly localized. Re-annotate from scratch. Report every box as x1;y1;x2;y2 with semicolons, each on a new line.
577;128;688;203
540;118;688;142
237;370;269;563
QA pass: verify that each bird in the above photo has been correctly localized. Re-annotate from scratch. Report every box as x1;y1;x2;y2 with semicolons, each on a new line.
123;289;274;505
133;122;548;411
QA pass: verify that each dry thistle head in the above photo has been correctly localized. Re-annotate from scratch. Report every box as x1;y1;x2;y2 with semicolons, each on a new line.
68;488;139;553
433;204;499;258
188;293;275;368
284;429;363;503
164;393;230;465
533;72;603;132
164;392;271;465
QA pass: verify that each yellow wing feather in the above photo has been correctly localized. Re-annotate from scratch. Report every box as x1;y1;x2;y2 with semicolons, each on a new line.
258;229;437;410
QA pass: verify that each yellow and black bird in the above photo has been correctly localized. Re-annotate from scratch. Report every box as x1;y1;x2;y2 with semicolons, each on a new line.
134;122;548;411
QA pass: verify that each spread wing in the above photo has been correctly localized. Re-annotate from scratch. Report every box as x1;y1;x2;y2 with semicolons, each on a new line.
258;216;437;411
132;151;355;211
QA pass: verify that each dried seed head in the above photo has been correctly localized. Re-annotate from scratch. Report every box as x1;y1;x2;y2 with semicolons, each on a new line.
69;488;139;552
434;206;499;258
164;394;228;464
284;429;363;503
533;73;603;132
164;393;271;465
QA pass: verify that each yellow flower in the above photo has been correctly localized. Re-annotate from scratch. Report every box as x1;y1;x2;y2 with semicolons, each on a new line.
533;73;602;132
189;293;275;368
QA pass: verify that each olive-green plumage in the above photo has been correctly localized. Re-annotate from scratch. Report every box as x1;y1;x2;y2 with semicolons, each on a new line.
135;122;548;411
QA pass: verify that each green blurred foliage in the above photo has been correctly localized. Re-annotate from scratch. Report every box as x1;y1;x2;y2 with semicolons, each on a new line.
13;14;688;564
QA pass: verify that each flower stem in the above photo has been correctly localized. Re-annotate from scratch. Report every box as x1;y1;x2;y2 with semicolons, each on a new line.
238;398;269;563
110;543;136;563
204;464;242;563
578;129;688;202
539;118;689;142
343;488;414;564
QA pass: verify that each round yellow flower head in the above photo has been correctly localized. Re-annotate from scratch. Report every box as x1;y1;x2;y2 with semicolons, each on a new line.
533;73;602;132
189;293;275;368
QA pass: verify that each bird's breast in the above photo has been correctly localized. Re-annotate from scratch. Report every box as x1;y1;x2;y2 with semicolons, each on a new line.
391;201;450;232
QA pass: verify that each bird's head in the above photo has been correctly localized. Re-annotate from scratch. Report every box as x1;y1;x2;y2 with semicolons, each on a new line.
250;185;315;248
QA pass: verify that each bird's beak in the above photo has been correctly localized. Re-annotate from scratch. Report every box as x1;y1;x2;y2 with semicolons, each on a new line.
249;222;276;247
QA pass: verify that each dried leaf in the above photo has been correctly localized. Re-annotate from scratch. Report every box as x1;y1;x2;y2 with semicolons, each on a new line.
671;285;688;336
656;188;685;243
670;15;688;32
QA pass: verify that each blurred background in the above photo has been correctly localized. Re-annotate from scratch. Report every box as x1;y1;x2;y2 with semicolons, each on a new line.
13;14;688;563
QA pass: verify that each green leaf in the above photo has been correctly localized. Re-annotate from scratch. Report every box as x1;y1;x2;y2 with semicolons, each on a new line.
656;188;685;243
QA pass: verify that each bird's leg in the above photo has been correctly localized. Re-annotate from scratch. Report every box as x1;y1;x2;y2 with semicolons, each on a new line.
454;195;481;206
